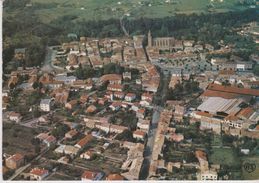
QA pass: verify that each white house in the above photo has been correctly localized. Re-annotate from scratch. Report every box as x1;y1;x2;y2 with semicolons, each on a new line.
9;112;22;123
200;170;218;181
40;99;54;112
125;93;136;102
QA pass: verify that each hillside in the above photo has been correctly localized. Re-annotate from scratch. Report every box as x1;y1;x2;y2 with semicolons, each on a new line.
4;0;255;23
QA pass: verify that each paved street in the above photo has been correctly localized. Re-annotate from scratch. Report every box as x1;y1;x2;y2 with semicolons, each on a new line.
140;69;170;179
41;46;64;73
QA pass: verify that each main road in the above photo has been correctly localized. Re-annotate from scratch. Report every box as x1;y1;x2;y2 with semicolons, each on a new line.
140;70;170;180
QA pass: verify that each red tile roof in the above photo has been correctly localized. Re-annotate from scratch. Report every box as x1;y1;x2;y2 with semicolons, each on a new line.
30;168;48;176
202;90;240;99
81;170;98;180
106;174;124;180
76;134;93;148
7;153;24;162
237;107;254;119
195;150;207;161
100;74;122;82
207;83;259;96
133;130;146;137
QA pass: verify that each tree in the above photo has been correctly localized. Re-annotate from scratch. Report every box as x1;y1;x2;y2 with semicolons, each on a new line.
115;130;134;142
32;81;39;89
9;83;15;90
31;138;40;146
253;65;259;76
34;145;41;154
75;66;94;80
103;63;124;75
51;123;70;138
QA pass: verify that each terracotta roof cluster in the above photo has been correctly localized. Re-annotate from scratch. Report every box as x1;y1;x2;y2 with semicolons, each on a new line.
52;89;69;104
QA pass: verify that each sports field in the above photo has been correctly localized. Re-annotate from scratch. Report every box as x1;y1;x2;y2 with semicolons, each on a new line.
27;0;248;23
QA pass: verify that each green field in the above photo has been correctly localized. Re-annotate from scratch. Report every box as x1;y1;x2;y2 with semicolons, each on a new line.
209;147;240;166
5;0;249;23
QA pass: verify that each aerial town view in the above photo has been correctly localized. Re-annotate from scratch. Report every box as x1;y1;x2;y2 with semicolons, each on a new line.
1;0;259;181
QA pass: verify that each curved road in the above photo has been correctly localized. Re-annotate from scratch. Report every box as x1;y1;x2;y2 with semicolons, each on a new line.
41;47;64;73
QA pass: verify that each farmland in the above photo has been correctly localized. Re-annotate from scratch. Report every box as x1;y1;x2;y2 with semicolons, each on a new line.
5;0;251;23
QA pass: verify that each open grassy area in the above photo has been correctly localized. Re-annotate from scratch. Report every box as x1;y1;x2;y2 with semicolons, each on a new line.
4;0;248;23
212;134;222;146
209;147;240;166
3;123;39;155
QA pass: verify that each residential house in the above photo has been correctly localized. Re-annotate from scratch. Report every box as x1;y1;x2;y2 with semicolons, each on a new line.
109;102;122;111
54;145;79;156
43;135;56;147
54;75;77;85
80;150;95;160
80;94;89;104
95;122;110;133
86;105;97;113
131;102;141;112
14;48;26;60
106;174;125;180
110;124;128;134
174;105;186;122
52;89;69;104
65;130;78;139
107;84;124;92
125;93;136;102
5;153;24;170
75;134;93;149
200;170;218;181
183;40;195;47
9;112;22;123
98;98;108;105
44;80;64;89
114;91;125;99
81;170;104;181
57;156;70;164
38;116;49;124
133;130;146;140
141;93;153;104
195;150;209;171
123;72;132;80
30;168;49;181
100;74;122;85
72;80;93;90
136;108;146;119
137;119;150;132
167;133;184;142
65;100;78;110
